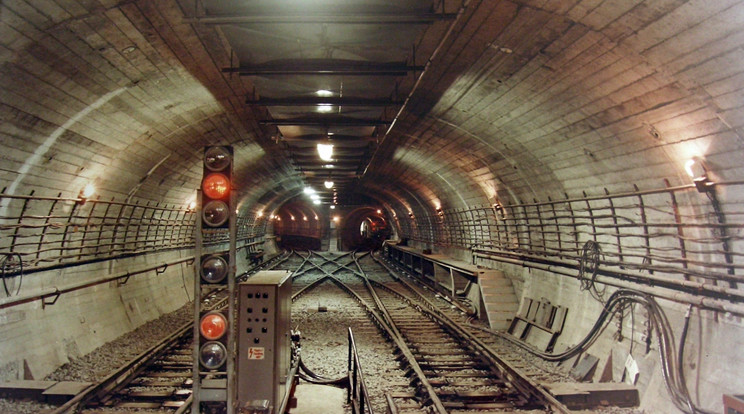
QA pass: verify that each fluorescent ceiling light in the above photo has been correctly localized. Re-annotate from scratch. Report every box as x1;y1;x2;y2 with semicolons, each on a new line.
316;89;333;97
317;144;334;161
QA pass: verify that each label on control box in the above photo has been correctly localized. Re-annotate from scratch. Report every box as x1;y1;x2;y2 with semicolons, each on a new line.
248;347;265;360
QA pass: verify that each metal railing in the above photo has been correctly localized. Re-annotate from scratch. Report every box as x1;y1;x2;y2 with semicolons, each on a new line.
399;181;744;291
0;192;267;277
347;327;374;414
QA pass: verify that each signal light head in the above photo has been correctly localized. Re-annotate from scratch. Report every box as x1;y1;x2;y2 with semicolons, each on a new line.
199;341;227;370
202;173;230;200
200;311;227;340
204;146;232;172
202;200;229;227
200;254;228;283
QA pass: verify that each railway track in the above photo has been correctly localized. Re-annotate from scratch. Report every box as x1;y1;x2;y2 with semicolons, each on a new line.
291;251;572;413
50;250;576;414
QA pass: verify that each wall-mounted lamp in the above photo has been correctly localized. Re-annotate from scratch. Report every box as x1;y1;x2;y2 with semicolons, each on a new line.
78;183;96;204
685;157;714;193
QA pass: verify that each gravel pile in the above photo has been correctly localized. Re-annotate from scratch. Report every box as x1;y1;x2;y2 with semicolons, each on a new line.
0;303;193;414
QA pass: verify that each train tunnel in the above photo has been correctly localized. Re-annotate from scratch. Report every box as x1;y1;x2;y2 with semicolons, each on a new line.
1;1;743;412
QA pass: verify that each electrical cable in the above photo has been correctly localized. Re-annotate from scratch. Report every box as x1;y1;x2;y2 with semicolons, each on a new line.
1;253;22;296
487;289;713;414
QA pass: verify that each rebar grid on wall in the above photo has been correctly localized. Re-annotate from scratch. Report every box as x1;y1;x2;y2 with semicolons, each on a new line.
0;193;267;276
400;182;744;288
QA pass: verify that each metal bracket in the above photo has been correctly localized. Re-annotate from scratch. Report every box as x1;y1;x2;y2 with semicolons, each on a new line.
155;264;168;274
42;289;60;309
117;273;131;286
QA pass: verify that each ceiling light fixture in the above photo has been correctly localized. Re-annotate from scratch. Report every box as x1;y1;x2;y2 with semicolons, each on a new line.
316;89;333;97
82;183;96;198
304;187;316;195
317;143;334;161
324;181;334;189
317;104;333;113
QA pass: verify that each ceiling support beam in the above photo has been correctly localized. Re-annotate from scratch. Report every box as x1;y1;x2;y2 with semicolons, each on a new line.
224;61;424;76
261;118;390;126
184;13;457;25
247;97;403;107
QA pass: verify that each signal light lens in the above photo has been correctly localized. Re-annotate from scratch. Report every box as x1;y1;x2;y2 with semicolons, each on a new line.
203;200;229;227
201;255;228;283
202;173;230;199
199;341;227;370
204;146;231;172
200;311;227;340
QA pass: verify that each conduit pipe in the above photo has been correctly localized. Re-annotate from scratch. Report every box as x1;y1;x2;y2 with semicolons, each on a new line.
0;240;263;310
472;250;744;317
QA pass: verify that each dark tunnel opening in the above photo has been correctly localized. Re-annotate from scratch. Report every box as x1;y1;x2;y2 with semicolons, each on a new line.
272;200;324;251
338;207;391;251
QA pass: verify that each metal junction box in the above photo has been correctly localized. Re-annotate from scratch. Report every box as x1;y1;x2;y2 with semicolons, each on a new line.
236;271;292;413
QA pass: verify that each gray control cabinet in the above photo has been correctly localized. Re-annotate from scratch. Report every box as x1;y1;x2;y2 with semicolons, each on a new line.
236;271;292;412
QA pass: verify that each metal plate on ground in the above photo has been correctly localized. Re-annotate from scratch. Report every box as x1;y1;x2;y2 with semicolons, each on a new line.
0;380;56;400
42;381;92;404
544;382;639;409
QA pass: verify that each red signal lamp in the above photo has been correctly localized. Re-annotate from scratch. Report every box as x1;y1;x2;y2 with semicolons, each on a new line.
202;173;230;199
200;311;227;340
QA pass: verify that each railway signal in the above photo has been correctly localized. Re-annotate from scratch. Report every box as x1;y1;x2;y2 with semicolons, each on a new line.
193;145;236;414
199;310;229;370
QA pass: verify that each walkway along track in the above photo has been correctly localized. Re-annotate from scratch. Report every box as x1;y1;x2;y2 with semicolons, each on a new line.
290;251;572;414
50;252;291;414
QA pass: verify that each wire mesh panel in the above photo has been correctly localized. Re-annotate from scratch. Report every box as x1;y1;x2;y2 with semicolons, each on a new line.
0;193;266;278
396;182;744;289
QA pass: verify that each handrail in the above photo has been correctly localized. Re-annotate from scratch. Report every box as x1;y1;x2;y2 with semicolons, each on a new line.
347;328;374;414
0;236;266;310
0;256;195;310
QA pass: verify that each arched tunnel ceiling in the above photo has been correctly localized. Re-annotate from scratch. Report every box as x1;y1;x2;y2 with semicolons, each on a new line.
1;1;743;218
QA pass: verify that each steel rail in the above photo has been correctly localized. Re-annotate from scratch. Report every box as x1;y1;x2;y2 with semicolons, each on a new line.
289;251;447;412
369;254;572;413
347;253;449;414
50;320;194;414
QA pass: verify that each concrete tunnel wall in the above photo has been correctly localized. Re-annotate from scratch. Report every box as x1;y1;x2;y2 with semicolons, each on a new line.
0;249;194;381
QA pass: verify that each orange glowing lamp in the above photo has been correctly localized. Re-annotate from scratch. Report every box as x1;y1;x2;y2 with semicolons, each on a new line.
200;312;227;340
202;173;230;199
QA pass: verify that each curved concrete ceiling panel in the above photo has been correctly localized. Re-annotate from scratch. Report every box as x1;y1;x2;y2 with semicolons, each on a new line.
1;0;743;220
